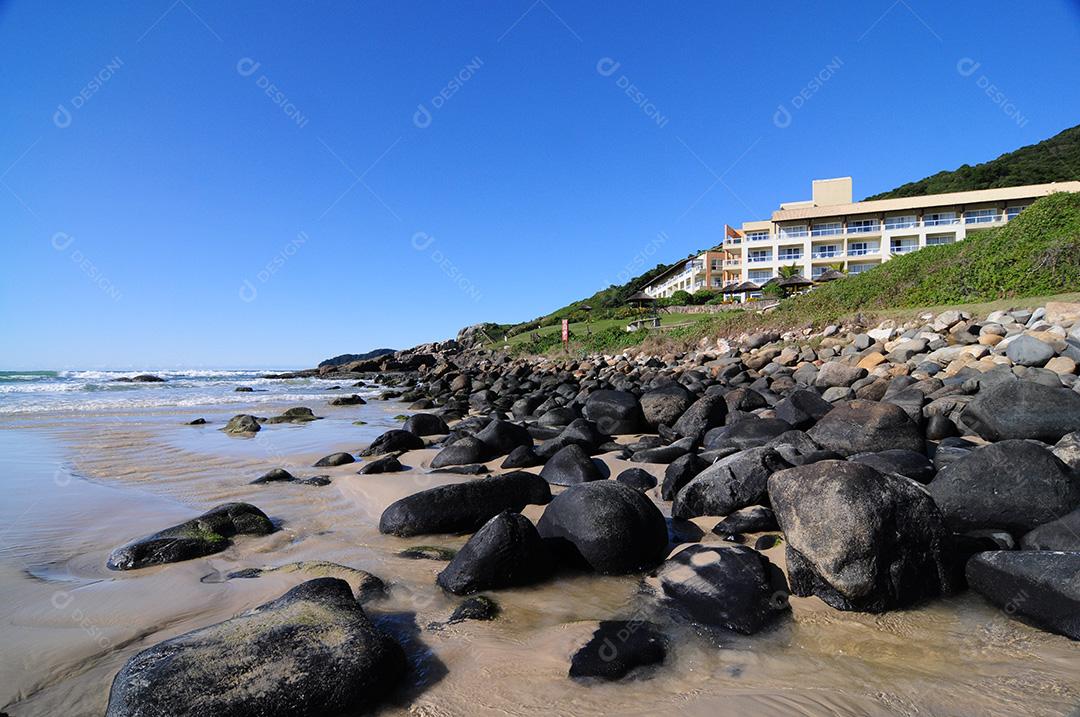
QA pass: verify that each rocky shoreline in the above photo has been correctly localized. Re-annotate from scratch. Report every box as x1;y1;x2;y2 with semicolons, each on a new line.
104;300;1080;715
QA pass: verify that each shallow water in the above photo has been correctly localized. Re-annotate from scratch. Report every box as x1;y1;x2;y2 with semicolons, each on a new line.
1;392;1078;716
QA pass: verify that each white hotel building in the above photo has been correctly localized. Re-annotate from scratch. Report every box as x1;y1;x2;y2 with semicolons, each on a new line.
721;177;1080;286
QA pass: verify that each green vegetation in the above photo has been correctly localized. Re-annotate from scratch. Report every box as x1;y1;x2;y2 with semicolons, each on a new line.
865;124;1079;200
501;312;714;354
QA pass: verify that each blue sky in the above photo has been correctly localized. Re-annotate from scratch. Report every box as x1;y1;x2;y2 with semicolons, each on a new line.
1;1;1078;369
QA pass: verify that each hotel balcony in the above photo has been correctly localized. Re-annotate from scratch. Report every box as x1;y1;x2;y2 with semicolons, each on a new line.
810;250;843;260
722;259;742;268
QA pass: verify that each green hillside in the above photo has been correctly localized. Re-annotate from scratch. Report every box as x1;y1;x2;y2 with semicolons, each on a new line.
865;124;1080;200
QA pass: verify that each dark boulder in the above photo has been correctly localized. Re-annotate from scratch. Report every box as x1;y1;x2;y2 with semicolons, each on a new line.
475;419;533;457
712;506;778;535
329;394;367;406
1021;508;1080;550
430;435;488;468
639;382;695;428
251;468;296;484
704;418;792;451
961;380;1080;442
672;394;728;442
379;471;551;537
629;444;688;464
436;511;554;594
568;621;667;681
537;481;667;574
401;413;449;436
501;444;541;469
967;551;1080;640
927;440;1080;533
222;414;260;435
105;578;405;717
849;448;935;484
651;544;789;634
357;454;404;474
768;460;953;612
447;595;500;624
616;468;658;492
584;390;645;435
724;387;768;413
539;443;604;486
773;390;833;429
807;399;924;456
107;503;273;570
314;451;355;467
361;429;425;457
660;453;708;501
672;447;789;520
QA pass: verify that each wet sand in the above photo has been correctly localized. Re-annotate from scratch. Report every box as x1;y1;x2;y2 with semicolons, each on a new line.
1;398;1078;716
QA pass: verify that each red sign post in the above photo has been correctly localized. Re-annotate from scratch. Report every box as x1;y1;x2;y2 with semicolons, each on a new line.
561;319;569;346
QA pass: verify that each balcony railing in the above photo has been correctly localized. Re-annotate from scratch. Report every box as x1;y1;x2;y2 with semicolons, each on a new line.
746;233;771;242
747;256;772;264
777;254;803;262
883;220;917;231
847;224;880;234
811;250;842;259
811;227;843;237
924;217;959;227
848;247;876;256
722;259;741;268
890;245;917;254
779;229;808;239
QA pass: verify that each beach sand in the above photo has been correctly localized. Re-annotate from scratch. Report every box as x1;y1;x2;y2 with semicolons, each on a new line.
1;397;1077;716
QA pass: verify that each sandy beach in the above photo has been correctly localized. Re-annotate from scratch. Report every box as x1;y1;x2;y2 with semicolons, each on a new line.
2;388;1077;717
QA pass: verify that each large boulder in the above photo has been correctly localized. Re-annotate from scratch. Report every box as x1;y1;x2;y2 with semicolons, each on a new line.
539;443;604;486
926;440;1080;533
1005;335;1055;367
651;544;789;634
848;448;935;484
379;472;552;537
639;382;696;428
1020;508;1080;550
961;380;1080;442
360;429;424;457
768;461;953;612
222;414;260;435
672;447;788;520
475;419;533;457
672;393;728;442
807;399;924;456
660;453;708;501
584;390;646;435
401;413;450;436
536;481;667;574
773;390;833;430
568;620;667;681
430;436;488;468
105;578;405;717
704;418;792;451
314;451;355;467
436;511;554;594
814;362;868;389
967;551;1080;640
107;503;273;570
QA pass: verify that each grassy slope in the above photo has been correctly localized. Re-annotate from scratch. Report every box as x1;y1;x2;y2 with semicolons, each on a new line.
865;124;1079;200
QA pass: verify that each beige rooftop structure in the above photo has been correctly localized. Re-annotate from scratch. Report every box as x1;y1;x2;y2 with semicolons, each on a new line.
722;177;1080;288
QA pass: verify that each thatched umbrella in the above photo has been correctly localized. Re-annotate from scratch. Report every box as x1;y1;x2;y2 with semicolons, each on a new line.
815;268;845;282
626;291;656;307
719;282;742;294
735;281;761;292
778;274;813;289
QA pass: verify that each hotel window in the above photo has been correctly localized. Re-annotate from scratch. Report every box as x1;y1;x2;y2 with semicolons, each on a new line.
884;214;916;230
778;247;803;261
847;218;879;234
848;241;871;256
779;225;808;239
748;269;772;282
746;230;770;242
1005;205;1028;220
925;234;955;246
811;265;828;278
711;259;722;271
965;208;998;224
811;221;842;237
811;244;840;259
890;238;917;254
924;211;957;227
847;262;877;275
748;249;772;263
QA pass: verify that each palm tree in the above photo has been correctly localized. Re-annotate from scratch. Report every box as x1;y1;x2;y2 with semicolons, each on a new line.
827;262;847;274
777;263;802;279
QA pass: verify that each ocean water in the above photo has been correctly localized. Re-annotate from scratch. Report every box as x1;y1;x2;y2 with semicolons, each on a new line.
0;369;357;414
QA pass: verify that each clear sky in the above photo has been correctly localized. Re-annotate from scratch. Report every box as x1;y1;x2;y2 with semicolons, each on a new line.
2;1;1078;369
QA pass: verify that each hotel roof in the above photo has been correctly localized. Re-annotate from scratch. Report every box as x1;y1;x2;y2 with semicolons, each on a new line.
770;181;1080;222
